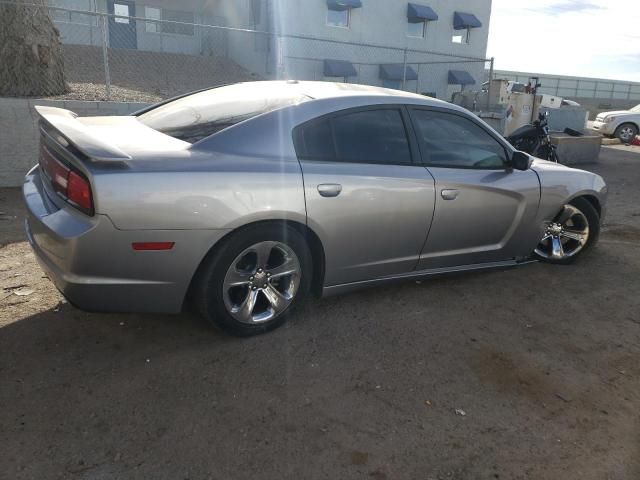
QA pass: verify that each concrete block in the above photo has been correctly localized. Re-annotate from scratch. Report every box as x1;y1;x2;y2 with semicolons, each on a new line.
550;134;602;165
127;103;149;113
0;98;145;187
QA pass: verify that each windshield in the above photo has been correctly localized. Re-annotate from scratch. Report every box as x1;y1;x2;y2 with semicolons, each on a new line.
137;83;311;143
631;104;640;112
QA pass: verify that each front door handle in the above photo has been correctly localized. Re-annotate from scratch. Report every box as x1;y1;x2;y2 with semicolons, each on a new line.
318;184;342;198
441;189;459;200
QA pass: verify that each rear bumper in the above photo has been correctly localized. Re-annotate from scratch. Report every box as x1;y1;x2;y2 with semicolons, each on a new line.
24;168;229;314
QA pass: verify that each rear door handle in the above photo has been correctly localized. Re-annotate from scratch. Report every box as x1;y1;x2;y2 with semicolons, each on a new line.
318;184;342;198
441;189;459;200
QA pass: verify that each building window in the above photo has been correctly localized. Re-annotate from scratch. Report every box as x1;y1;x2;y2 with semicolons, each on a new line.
162;9;195;35
50;0;96;24
144;7;195;36
144;6;161;33
407;20;426;38
327;7;350;28
113;3;130;23
452;28;470;44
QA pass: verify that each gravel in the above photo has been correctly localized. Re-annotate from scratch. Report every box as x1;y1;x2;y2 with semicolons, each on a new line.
36;44;262;102
1;146;640;479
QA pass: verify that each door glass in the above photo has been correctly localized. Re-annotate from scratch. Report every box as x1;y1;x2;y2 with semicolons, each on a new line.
294;118;334;160
114;3;130;23
411;110;507;169
332;109;411;164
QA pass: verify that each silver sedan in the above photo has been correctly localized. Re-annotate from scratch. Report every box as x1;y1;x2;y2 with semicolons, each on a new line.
24;81;607;336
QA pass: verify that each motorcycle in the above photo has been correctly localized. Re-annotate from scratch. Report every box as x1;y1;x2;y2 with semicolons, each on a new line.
506;111;559;163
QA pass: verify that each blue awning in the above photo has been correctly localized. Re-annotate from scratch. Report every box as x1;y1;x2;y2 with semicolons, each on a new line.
323;59;358;78
327;0;362;11
407;3;438;22
453;11;482;30
380;64;418;81
448;70;476;85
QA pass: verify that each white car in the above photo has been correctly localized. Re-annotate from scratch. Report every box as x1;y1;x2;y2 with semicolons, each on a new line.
592;104;640;143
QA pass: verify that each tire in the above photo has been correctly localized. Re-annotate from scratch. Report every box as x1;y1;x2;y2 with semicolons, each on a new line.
614;123;638;144
195;224;313;336
533;197;600;265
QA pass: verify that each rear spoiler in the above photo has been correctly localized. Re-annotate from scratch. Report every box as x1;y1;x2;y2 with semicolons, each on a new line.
35;106;132;162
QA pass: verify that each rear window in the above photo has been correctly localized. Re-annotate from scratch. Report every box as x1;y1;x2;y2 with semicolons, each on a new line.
137;83;311;143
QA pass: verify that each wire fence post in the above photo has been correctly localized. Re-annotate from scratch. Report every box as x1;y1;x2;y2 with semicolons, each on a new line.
486;56;494;111
276;34;285;80
402;48;408;90
99;15;111;101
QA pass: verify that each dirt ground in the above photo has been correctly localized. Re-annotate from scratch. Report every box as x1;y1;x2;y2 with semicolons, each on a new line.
1;146;640;480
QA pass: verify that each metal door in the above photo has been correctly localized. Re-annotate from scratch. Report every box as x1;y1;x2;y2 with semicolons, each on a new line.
407;106;541;269
303;161;436;285
296;106;435;286
417;167;540;269
108;0;137;50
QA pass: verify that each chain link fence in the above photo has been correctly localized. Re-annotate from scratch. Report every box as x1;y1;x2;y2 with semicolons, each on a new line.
4;2;494;104
494;70;640;102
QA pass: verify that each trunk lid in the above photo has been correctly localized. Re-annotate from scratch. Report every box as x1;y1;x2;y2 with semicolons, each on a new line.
34;106;190;215
35;106;189;163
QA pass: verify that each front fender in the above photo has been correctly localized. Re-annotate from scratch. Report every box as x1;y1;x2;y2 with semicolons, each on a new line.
532;160;607;226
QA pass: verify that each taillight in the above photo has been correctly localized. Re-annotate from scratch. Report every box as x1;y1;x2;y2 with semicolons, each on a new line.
40;145;94;215
67;171;93;212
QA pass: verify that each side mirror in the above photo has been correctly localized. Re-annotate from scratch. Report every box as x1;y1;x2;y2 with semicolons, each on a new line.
511;151;533;171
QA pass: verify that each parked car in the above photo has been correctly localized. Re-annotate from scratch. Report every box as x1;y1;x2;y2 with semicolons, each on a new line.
24;81;607;336
561;99;581;107
592;104;640;142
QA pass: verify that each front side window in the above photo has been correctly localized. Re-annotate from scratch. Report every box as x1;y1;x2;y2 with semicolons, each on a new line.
294;108;412;165
407;20;426;38
327;7;350;27
410;109;507;169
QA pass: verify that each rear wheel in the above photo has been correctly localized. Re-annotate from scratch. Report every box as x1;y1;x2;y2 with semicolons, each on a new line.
614;123;638;143
533;198;599;264
196;224;312;336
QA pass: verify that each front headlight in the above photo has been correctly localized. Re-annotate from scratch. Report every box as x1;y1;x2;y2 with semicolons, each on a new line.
604;116;617;123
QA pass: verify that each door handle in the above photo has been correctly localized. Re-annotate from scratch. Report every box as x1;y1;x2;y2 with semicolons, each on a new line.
441;189;459;200
317;184;342;198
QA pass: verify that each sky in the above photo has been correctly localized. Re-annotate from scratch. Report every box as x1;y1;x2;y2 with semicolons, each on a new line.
487;0;640;81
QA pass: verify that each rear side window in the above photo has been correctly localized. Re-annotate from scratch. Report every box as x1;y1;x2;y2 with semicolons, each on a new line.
295;118;334;160
294;108;412;165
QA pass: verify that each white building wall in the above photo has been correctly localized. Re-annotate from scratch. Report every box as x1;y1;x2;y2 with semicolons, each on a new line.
48;0;493;100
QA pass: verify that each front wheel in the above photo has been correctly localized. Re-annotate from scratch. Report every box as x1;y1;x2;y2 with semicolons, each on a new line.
614;123;638;144
196;224;312;336
533;198;600;264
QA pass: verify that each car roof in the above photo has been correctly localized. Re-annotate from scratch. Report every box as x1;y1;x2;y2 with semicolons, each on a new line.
236;80;448;106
